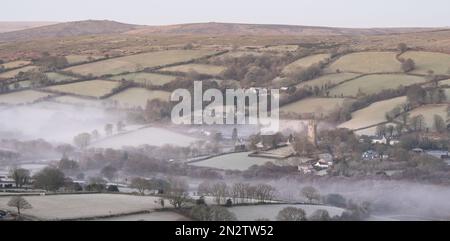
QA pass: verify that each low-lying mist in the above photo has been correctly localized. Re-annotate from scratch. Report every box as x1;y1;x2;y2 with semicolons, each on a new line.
0;102;122;143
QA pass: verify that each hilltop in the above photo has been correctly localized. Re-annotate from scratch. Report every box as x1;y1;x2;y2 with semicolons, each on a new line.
0;20;141;42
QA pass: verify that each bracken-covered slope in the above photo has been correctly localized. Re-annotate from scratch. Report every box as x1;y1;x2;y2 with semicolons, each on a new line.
0;20;141;42
127;22;442;36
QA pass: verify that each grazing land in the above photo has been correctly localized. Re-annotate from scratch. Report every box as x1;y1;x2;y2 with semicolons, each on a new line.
109;72;177;86
401;104;448;129
326;52;402;73
0;66;39;79
0;90;54;105
339;96;407;130
329;74;426;97
159;63;226;76
45;72;77;82
95;211;189;221
228;204;345;221
282;53;330;74
107;87;171;108
0;60;31;70
45;80;120;98
51;95;105;107
65;54;102;65
400;51;450;75
64;49;217;76
0;194;162;220
190;152;271;171
280;97;352;117
296;73;361;89
91;127;198;148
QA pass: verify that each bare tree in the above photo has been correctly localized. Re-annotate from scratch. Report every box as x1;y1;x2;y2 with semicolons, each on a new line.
276;207;306;221
210;182;228;205
9;168;30;188
8;196;32;215
167;177;190;208
73;133;91;149
255;184;276;203
301;186;320;203
130;177;152;195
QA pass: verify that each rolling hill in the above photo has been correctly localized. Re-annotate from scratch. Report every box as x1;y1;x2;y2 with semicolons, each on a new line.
0;20;141;42
0;21;58;33
0;20;445;43
127;22;442;36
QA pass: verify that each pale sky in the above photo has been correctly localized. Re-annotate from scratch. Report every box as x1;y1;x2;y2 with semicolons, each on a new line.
1;0;449;28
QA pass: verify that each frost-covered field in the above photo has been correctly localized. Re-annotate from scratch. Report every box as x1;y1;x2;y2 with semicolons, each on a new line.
91;127;198;148
190;152;271;171
228;204;345;221
95;211;189;221
0;194;162;220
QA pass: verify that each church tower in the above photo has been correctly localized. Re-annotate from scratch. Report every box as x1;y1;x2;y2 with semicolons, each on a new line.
307;119;317;146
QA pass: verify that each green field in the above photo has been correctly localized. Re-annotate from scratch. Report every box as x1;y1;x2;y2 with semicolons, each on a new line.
327;52;402;73
45;80;120;98
190;152;271;171
403;104;448;130
282;53;330;74
296;73;361;89
64;50;217;76
400;51;450;75
280;97;352;117
109;72;177;86
0;66;39;79
107;87;171;108
339;96;407;130
159;63;226;76
65;54;102;65
329;74;426;97
45;72;78;82
0;90;54;105
0;60;31;70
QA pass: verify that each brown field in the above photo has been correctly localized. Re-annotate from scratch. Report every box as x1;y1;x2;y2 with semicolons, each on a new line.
0;60;31;70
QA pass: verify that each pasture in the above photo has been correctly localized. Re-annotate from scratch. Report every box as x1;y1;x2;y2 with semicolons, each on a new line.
326;52;402;73
159;63;226;76
45;72;77;82
91;126;198;148
95;211;189;221
402;104;448;130
0;90;54;105
0;60;31;70
0;194;162;220
282;53;330;74
296;73;361;89
190;152;271;171
280;97;352;117
109;72;177;86
107;87;171;108
400;51;450;75
339;96;407;130
0;66;39;79
45;80;120;98
64;50;216;76
65;54;102;65
329;74;425;97
228;204;345;221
